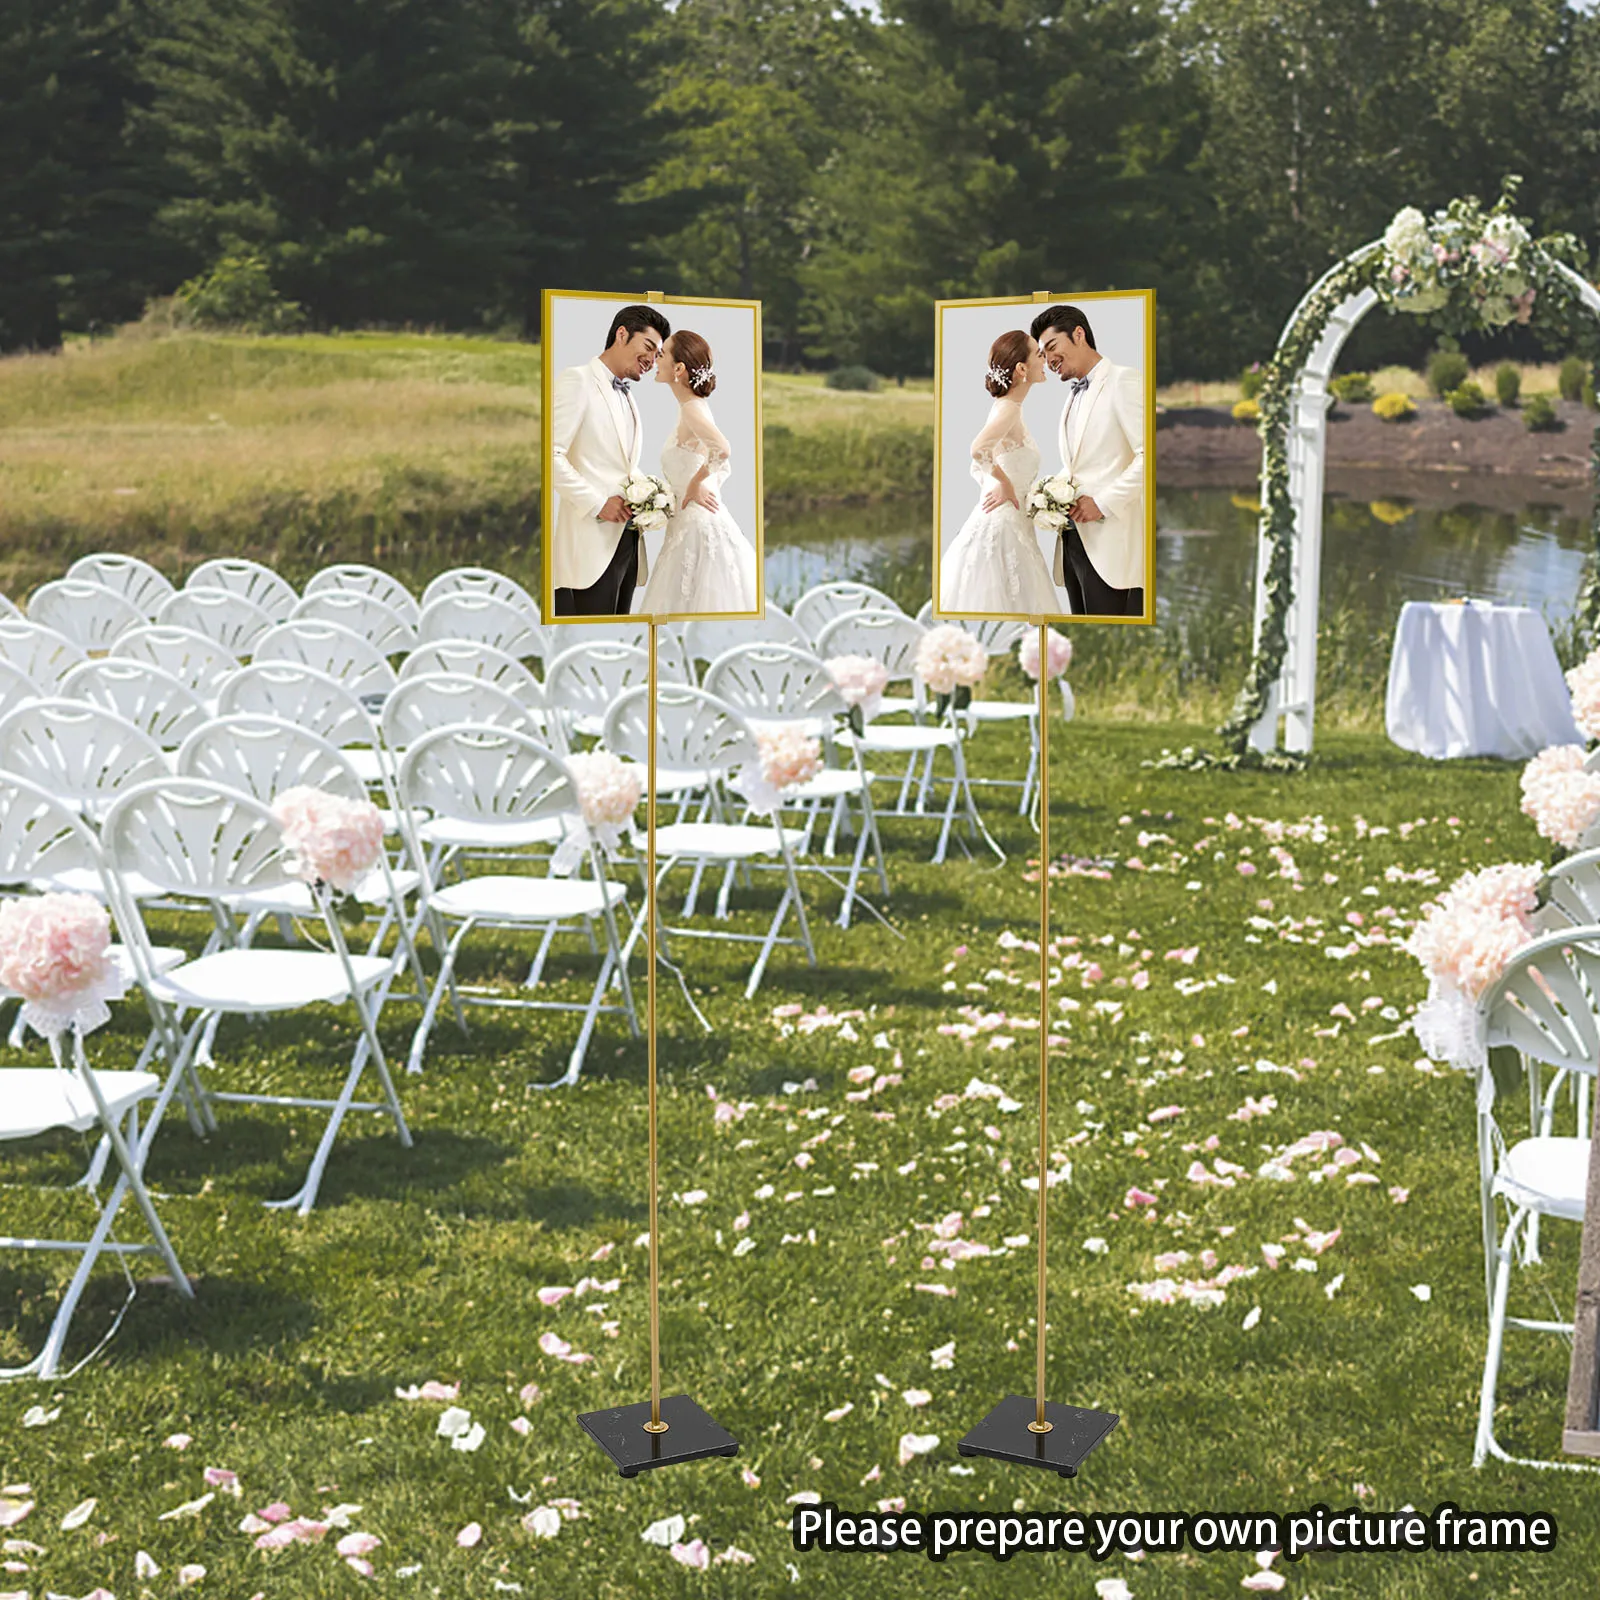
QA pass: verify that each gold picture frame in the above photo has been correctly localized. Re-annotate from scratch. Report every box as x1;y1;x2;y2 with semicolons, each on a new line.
540;288;765;625
931;289;1157;626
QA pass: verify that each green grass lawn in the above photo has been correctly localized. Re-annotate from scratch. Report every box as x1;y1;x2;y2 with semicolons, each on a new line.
2;716;1592;1598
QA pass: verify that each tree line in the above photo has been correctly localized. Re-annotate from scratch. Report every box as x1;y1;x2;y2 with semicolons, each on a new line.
4;0;1599;378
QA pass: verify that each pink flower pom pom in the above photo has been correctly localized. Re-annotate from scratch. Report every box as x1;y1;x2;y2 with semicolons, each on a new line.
1567;647;1600;740
564;751;642;829
914;624;987;696
1519;744;1600;849
824;654;889;720
756;725;823;792
271;786;385;893
0;893;113;1002
1405;861;1541;1000
1018;628;1072;681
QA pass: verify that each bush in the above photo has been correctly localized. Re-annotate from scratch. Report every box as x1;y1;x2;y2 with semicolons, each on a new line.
825;365;881;392
1329;372;1373;403
1372;392;1416;422
1585;371;1598;411
1368;499;1413;525
1446;381;1489;418
1522;393;1560;432
1493;363;1520;406
1231;398;1260;423
1239;365;1264;400
1426;349;1470;397
1559;355;1587;402
172;253;305;333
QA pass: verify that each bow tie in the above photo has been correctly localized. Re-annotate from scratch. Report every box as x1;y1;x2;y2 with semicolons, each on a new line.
1069;377;1090;396
610;375;631;395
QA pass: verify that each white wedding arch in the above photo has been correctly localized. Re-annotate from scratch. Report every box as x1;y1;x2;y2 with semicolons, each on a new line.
1213;187;1600;765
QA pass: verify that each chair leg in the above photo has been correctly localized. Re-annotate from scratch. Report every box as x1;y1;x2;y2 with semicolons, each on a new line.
408;920;473;1075
1474;1207;1520;1468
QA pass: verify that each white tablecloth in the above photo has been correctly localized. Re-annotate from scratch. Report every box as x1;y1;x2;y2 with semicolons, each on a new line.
1385;600;1581;760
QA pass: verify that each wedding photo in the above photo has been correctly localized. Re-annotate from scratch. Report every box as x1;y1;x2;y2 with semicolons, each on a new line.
933;291;1155;624
541;290;764;622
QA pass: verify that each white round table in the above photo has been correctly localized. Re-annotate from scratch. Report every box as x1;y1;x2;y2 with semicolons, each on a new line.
1385;600;1581;760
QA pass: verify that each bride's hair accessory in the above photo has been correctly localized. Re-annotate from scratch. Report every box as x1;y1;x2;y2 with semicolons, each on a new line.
986;362;1012;391
691;363;715;387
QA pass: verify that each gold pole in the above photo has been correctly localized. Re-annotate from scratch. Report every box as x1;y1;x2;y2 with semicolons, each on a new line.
644;618;667;1435
1030;620;1053;1436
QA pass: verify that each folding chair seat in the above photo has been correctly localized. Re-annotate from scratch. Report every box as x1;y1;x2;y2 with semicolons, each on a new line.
28;579;144;653
185;557;297;624
67;553;175;619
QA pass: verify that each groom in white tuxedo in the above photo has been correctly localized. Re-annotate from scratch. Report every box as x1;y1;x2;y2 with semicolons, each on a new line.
549;304;671;616
1030;303;1146;617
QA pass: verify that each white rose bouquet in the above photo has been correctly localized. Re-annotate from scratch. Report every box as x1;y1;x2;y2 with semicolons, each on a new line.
1026;472;1081;533
622;473;674;532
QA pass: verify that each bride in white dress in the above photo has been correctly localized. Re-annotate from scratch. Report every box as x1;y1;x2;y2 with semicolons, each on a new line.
639;330;759;615
939;330;1062;615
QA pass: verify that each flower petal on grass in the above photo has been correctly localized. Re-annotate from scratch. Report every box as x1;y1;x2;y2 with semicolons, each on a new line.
642;1515;688;1545
60;1497;96;1530
158;1492;214;1521
670;1539;711;1569
522;1506;561;1540
457;1521;483;1548
897;1433;939;1466
824;1403;854;1423
337;1532;382;1558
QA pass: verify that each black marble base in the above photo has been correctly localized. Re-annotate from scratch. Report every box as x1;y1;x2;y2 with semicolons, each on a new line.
957;1395;1119;1479
577;1394;739;1478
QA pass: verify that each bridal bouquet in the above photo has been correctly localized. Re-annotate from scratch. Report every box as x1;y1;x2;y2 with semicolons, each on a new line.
622;473;674;532
1026;472;1081;534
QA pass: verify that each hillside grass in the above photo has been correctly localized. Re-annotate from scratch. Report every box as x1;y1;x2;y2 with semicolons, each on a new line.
1;718;1592;1597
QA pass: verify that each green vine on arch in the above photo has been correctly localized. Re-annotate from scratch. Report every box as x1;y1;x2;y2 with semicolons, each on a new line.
1164;180;1600;773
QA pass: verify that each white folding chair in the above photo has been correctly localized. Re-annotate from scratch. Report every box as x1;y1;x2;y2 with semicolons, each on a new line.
683;609;808;680
417;593;544;663
792;582;901;646
814;611;996;864
1473;929;1600;1471
398;725;638;1086
112;624;239;704
28;579;144;653
543;642;650;746
0;620;87;692
701;642;890;926
61;658;209;749
0;660;39;721
1545;849;1600;927
216;660;388;787
156;588;274;656
66;553;175;619
0;595;20;622
603;685;817;998
942;616;1040;814
421;567;540;618
0;783;191;1380
290;591;417;656
101;778;411;1217
0;699;170;823
305;564;420;625
185;558;297;623
567;621;691;681
400;641;545;719
252;618;397;701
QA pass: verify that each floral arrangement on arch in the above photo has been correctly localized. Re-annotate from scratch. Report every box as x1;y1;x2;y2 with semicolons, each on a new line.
915;623;987;715
1379;196;1539;328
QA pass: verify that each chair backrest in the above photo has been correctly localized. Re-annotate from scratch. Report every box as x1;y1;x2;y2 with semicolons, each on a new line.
290;590;417;655
683;609;807;668
416;593;544;660
701;643;845;726
176;714;369;804
914;599;933;628
0;594;20;622
792;582;901;644
252;619;398;698
421;566;540;619
157;588;275;656
60;658;209;748
0;772;110;891
1546;848;1600;926
0;698;169;809
963;617;1029;655
398;725;577;831
304;563;420;624
1480;928;1600;1079
0;659;39;720
0;620;88;691
381;674;538;753
28;579;144;652
215;661;380;751
102;777;294;899
185;558;297;622
814;610;927;685
111;624;239;695
399;641;544;712
544;643;649;735
67;552;175;617
602;684;759;773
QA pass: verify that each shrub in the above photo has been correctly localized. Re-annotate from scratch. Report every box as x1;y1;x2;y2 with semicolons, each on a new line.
825;364;881;392
1239;364;1264;400
1231;398;1260;423
1446;381;1488;418
1494;363;1520;406
1372;391;1416;422
1330;372;1373;403
1522;393;1559;431
1368;499;1414;525
1559;355;1587;402
1426;349;1470;397
171;252;306;333
1585;370;1598;411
